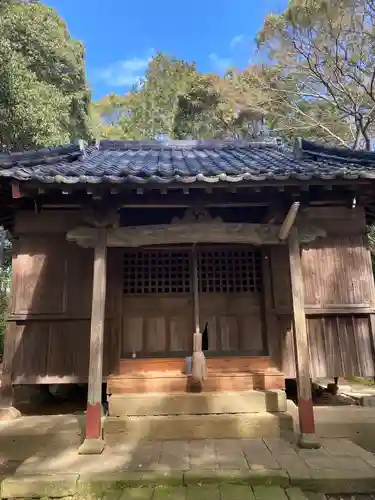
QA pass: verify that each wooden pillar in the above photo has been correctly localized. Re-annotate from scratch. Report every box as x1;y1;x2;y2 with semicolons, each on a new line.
191;246;207;386
288;228;320;449
78;228;107;455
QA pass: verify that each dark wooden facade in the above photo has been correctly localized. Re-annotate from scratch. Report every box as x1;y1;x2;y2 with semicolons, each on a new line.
5;202;375;385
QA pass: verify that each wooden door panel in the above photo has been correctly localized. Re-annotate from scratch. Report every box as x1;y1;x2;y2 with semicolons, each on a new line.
200;294;264;355
122;295;193;357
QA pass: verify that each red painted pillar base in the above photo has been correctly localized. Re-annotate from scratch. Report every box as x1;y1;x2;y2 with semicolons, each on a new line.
85;402;103;439
78;402;105;455
298;397;320;449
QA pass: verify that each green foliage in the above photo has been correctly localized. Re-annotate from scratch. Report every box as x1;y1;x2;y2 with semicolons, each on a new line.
93;53;263;141
93;2;375;147
0;0;91;150
256;0;375;149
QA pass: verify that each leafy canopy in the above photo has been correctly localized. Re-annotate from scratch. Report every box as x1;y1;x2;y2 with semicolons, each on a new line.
0;0;91;150
255;0;375;149
93;53;265;141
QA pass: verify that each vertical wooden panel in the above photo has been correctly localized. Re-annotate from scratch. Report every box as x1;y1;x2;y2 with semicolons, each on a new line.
261;250;279;365
355;316;374;376
206;316;217;351
122;317;144;356
270;245;292;311
1;322;21;396
339;316;360;375
301;236;375;307
279;315;295;378
146;317;167;353
12;322;50;378
240;314;263;352
65;244;93;316
48;321;90;377
324;317;343;376
12;237;67;315
170;317;191;352
307;318;327;379
219;316;232;351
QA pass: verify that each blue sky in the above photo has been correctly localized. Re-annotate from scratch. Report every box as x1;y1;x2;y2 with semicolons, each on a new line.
46;0;288;101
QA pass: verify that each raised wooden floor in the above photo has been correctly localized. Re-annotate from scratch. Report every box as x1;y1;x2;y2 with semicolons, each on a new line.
107;357;285;395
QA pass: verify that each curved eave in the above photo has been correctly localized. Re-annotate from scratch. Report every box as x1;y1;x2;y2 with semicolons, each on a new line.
2;171;375;186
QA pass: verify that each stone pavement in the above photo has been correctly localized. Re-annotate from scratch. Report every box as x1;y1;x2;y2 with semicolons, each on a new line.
2;435;375;497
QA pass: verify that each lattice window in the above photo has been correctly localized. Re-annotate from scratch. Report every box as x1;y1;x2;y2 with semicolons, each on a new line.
123;249;191;294
198;249;262;293
123;247;262;294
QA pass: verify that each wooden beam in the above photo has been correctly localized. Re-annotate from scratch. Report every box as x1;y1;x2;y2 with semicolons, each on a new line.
278;202;300;241
67;220;325;248
288;228;320;449
79;228;107;455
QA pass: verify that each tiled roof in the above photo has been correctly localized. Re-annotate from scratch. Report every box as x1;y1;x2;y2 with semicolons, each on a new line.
1;138;375;185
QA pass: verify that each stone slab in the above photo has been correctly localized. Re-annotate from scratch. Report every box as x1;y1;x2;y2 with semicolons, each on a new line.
119;488;154;500
360;395;375;407
153;486;187;500
186;485;220;500
0;473;79;498
104;413;293;440
109;391;287;416
285;487;310;500
290;469;375;494
241;438;282;470
253;485;288;499
221;484;255;500
183;469;289;486
78;471;184;493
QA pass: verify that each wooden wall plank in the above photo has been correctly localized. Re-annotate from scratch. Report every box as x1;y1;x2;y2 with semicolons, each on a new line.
280;313;375;378
170;317;191;352
270;245;292;310
339;316;360;375
206;316;217;351
146;317;167;353
301;236;375;308
240;314;263;353
12;322;50;378
65;244;93;317
355;316;375;376
48;321;90;377
122;317;144;356
11;237;67;315
219;316;238;351
307;318;327;379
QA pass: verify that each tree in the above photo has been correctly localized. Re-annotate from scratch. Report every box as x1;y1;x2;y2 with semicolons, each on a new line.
0;0;91;151
93;53;264;141
254;0;375;149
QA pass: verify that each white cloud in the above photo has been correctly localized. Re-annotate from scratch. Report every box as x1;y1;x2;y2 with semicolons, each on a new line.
230;34;245;49
209;53;232;73
95;50;154;87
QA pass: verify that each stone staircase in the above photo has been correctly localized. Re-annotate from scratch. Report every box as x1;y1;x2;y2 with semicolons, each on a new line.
104;390;293;441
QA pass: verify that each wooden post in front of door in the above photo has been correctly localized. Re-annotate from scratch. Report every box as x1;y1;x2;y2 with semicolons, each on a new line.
78;228;107;454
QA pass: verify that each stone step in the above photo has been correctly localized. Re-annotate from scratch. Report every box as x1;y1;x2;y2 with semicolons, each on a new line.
104;412;293;441
108;390;287;417
107;371;285;394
